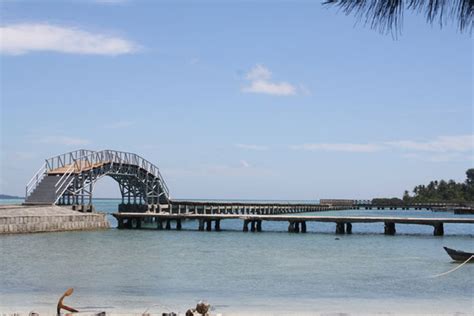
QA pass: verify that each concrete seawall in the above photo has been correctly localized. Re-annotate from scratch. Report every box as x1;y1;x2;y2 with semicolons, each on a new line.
0;204;110;234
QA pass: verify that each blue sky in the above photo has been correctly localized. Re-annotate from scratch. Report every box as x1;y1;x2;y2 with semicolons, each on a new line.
0;0;472;199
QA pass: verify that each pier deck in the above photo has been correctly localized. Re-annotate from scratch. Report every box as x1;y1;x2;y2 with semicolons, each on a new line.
113;213;474;236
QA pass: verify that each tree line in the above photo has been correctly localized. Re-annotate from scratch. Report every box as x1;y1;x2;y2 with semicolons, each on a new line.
372;169;474;205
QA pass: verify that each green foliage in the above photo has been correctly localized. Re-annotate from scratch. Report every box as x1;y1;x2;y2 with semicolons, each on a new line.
324;0;473;33
403;169;474;203
372;197;404;206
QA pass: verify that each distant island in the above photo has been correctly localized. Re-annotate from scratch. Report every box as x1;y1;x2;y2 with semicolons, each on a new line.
373;169;474;206
0;194;23;199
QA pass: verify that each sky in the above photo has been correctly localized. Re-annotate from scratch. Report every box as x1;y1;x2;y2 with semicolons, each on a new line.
0;0;472;200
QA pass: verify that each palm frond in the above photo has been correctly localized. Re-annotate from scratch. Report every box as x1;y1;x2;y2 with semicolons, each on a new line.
324;0;473;33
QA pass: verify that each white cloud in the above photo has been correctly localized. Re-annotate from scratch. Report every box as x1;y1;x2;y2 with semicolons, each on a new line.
246;64;272;81
292;143;382;153
291;135;474;161
0;23;138;55
240;160;250;168
386;135;474;153
242;64;298;96
164;161;274;178
401;152;471;163
235;144;269;151
39;136;90;146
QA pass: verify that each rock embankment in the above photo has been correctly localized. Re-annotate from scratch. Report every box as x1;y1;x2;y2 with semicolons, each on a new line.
0;204;109;234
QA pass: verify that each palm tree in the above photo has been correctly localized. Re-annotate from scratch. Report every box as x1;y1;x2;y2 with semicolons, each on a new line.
324;0;473;33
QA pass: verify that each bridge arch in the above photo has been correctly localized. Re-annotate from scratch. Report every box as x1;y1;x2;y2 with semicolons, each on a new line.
25;149;170;207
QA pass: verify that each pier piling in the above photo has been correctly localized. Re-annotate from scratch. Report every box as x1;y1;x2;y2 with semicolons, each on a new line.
345;223;352;234
243;220;249;232
198;219;205;231
250;221;256;232
301;221;307;233
288;221;294;233
384;222;396;235
294;222;300;233
135;218;142;229
433;223;444;236
336;222;345;234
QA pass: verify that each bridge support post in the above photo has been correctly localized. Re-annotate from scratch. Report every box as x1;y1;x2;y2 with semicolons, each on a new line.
288;221;294;232
206;220;212;231
243;220;249;232
294;221;300;233
250;220;256;232
215;220;221;231
256;220;262;232
135;218;142;229
157;219;163;230
346;223;352;234
117;218;124;229
434;223;444;236
301;221;307;233
336;222;345;234
165;219;171;230
176;219;182;230
198;219;205;231
384;222;396;235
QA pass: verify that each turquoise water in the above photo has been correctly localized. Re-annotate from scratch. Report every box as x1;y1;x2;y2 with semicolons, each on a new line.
1;199;473;314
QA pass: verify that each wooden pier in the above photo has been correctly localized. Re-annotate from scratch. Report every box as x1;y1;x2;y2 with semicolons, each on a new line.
152;200;348;215
113;213;474;236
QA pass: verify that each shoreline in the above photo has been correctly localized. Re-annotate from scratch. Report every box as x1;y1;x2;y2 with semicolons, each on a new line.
1;296;473;316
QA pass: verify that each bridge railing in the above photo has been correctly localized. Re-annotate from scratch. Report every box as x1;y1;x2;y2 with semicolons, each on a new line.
53;149;170;203
104;150;170;197
25;163;47;199
26;149;170;203
45;149;96;171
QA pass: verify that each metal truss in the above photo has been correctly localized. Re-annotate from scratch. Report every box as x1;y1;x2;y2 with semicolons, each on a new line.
27;149;170;206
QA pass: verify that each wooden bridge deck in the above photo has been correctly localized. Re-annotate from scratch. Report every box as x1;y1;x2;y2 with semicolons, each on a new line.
48;161;110;175
113;213;474;236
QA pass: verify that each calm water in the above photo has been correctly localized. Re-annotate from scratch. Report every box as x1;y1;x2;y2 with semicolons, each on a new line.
1;199;473;314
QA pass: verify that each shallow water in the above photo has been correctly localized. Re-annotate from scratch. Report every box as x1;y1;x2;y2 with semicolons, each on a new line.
0;199;473;314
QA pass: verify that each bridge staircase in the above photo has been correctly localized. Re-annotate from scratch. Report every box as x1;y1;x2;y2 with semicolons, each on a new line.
24;175;61;205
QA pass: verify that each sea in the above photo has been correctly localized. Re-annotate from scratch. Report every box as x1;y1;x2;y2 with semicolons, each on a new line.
0;198;473;315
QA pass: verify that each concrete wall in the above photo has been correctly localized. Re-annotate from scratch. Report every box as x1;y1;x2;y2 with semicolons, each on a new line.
0;205;110;234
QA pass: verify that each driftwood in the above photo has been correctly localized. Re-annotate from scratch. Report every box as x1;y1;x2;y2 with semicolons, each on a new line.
56;288;79;315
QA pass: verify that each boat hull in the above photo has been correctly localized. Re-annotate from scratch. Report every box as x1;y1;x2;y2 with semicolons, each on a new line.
443;247;474;262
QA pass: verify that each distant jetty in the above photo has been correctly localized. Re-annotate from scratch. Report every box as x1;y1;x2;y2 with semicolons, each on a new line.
0;194;23;199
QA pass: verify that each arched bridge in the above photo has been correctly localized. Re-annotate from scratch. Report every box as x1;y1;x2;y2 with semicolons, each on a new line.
25;149;170;207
